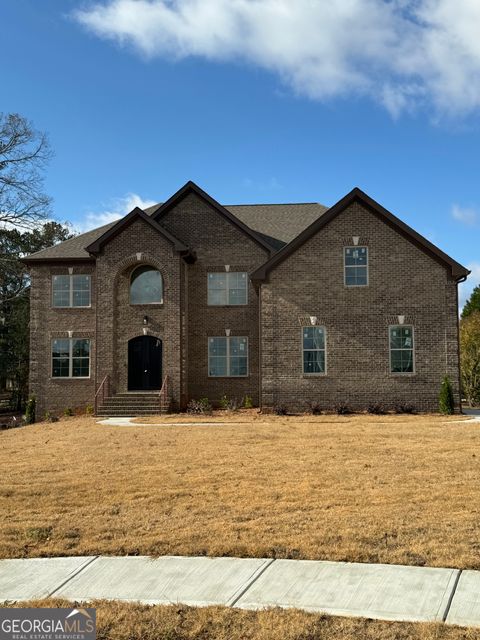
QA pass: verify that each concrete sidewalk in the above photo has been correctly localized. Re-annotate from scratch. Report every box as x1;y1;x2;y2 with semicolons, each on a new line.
1;555;479;627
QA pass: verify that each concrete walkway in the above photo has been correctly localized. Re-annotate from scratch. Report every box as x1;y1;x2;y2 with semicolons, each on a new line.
1;555;480;627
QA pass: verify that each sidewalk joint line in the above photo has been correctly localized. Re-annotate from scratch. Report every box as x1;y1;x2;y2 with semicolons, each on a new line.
227;558;276;607
46;556;99;599
442;569;462;622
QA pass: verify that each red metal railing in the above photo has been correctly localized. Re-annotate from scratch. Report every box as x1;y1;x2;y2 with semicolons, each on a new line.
159;375;169;412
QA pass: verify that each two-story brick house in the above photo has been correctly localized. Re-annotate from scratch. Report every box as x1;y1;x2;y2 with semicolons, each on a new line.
24;181;469;416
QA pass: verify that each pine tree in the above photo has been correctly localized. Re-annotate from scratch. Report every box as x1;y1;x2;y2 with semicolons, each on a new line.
462;285;480;319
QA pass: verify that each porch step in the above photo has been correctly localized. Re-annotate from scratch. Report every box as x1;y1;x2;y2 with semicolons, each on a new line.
96;393;168;417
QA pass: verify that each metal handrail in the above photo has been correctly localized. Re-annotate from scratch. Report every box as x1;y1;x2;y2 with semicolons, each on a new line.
94;374;110;415
159;375;168;409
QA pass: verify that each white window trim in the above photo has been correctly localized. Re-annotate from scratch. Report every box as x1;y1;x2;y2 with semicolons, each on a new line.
51;338;91;379
302;326;327;376
208;336;249;377
389;325;415;375
52;274;91;308
207;272;249;306
343;246;369;287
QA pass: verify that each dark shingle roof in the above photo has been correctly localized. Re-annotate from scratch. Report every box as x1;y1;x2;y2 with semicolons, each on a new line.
24;201;328;261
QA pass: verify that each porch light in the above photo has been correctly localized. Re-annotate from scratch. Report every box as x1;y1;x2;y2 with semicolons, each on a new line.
143;315;148;325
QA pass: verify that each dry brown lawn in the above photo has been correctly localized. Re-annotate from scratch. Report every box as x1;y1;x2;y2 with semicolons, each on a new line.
4;599;479;640
1;412;479;568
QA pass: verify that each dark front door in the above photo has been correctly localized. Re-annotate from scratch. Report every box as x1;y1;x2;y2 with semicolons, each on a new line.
128;336;162;391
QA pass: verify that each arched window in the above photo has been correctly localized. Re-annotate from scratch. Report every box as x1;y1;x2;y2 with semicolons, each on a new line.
130;266;163;304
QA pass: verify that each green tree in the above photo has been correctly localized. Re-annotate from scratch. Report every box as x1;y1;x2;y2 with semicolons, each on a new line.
462;285;480;319
0;222;72;409
460;311;480;407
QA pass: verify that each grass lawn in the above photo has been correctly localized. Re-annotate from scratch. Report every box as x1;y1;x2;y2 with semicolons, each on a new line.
3;600;478;640
1;412;479;568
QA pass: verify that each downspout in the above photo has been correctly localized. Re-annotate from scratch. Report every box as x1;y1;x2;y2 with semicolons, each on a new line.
455;273;469;414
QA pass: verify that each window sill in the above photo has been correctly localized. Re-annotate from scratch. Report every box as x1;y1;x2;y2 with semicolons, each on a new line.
51;306;92;310
51;377;91;381
207;304;249;308
130;302;164;308
208;375;249;379
389;372;416;377
302;374;327;378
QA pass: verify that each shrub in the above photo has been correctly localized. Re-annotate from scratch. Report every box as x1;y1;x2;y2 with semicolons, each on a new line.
439;376;455;415
187;397;212;414
274;405;288;415
25;396;36;424
395;402;416;414
219;394;230;410
44;411;59;423
367;402;385;415
219;395;239;411
335;402;352;415
306;401;322;415
85;404;94;416
243;395;253;409
64;407;74;417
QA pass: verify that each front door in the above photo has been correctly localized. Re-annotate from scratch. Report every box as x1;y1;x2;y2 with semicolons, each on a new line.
128;336;162;391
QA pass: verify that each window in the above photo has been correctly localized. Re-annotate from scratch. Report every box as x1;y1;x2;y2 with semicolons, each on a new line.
208;336;248;376
52;274;91;307
303;326;326;374
389;326;414;373
130;266;163;304
344;247;368;286
207;272;248;305
52;338;90;378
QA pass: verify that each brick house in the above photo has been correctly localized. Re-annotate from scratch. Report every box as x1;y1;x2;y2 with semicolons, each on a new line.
24;181;469;416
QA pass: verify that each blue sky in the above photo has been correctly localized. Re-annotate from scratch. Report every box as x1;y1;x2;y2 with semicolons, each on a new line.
3;0;480;304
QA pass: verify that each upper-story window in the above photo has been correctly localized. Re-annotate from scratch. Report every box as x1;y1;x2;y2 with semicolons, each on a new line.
344;247;368;286
130;266;163;305
52;274;91;307
389;325;414;373
207;272;248;305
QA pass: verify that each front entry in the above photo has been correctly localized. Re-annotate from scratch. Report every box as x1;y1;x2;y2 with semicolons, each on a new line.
128;335;162;391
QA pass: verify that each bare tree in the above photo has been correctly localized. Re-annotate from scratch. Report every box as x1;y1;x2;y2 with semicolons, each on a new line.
0;113;52;230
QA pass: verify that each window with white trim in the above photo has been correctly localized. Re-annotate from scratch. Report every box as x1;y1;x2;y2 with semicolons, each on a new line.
52;274;91;307
389;326;414;373
207;272;248;305
52;338;90;378
208;336;248;376
344;247;368;286
302;326;326;374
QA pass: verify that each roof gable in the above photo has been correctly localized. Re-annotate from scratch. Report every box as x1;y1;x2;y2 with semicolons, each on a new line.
84;207;190;256
153;181;274;254
251;188;470;282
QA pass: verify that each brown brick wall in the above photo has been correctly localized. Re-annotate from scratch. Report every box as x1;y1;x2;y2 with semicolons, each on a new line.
159;192;271;406
259;201;461;413
29;262;96;417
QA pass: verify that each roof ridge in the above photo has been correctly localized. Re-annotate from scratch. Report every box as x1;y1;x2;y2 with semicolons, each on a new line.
225;202;325;207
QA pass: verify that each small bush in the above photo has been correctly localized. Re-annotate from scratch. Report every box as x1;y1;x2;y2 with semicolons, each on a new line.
25;396;36;424
64;407;74;417
395;402;416;414
243;395;253;409
367;402;385;415
274;405;288;415
219;394;229;410
335;402;352;415
306;401;322;415
439;376;455;415
187;397;212;414
44;411;59;423
85;404;94;416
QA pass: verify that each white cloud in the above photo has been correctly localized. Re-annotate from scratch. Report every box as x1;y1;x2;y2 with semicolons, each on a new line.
76;192;157;232
452;204;478;226
74;0;480;118
459;262;480;310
